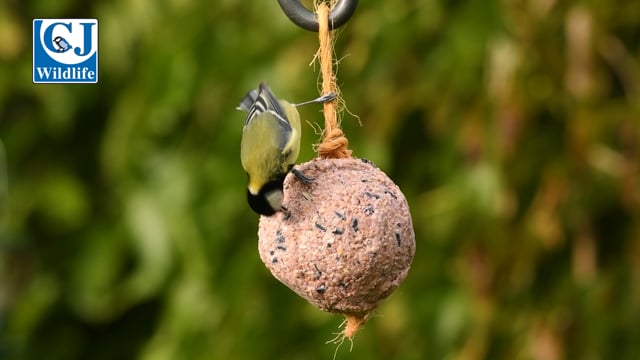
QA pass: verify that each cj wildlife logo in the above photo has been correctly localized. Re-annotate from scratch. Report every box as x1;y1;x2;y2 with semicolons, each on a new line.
33;19;98;84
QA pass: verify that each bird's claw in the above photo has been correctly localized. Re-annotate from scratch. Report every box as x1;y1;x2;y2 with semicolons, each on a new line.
292;168;314;184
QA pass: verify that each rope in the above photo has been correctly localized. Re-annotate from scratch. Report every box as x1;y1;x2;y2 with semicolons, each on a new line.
316;2;352;159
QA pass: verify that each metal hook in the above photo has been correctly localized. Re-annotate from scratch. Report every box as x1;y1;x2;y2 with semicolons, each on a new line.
277;0;359;32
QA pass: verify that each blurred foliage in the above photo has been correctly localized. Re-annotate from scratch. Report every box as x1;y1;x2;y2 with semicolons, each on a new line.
1;0;640;359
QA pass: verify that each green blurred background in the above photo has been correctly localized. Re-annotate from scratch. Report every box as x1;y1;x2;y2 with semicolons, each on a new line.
1;0;640;359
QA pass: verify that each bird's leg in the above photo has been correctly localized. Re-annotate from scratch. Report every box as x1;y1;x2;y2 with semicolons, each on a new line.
291;168;314;184
293;92;338;107
280;206;292;220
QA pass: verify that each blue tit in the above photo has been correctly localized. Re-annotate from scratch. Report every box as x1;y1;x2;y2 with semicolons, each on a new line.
238;83;336;216
53;36;72;52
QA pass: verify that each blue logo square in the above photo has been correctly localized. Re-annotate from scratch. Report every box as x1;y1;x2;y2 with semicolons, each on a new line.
33;19;98;84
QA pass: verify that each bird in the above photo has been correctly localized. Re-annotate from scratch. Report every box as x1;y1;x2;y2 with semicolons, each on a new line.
238;83;336;216
53;36;72;52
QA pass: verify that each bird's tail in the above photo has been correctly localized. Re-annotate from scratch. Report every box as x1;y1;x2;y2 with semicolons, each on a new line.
236;89;259;112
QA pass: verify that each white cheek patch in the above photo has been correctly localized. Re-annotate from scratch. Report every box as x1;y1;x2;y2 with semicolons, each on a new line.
265;189;283;211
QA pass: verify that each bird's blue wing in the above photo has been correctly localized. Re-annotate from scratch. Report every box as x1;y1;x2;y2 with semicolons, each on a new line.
257;84;292;151
240;83;292;151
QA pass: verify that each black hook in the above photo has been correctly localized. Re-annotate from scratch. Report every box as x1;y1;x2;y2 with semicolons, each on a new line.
277;0;358;32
